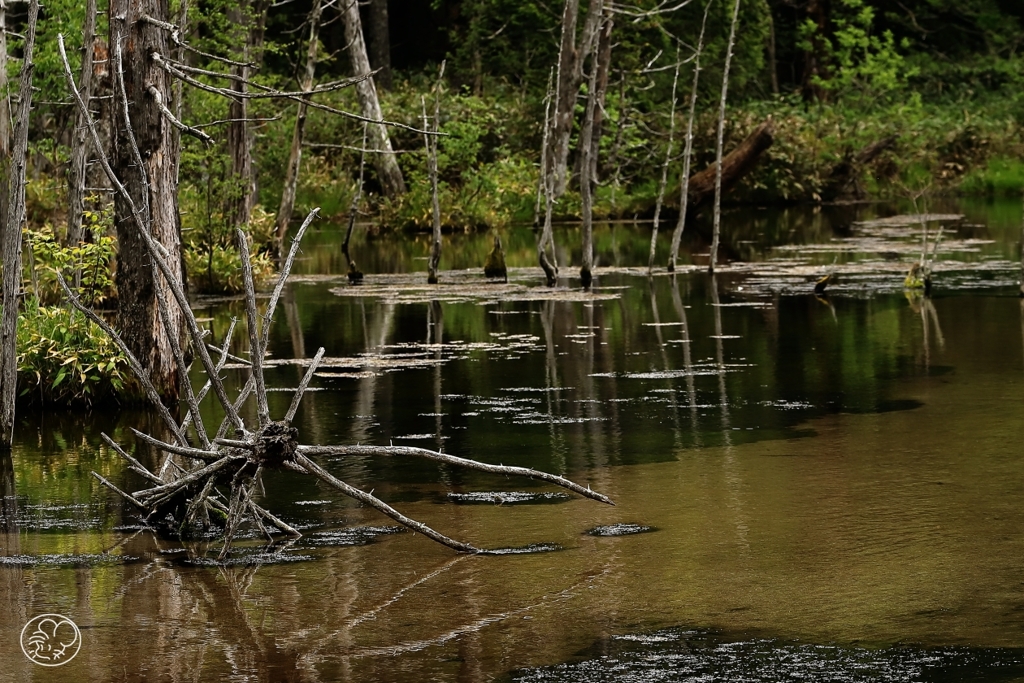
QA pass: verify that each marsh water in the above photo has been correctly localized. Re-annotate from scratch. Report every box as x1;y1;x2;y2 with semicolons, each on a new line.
3;199;1024;681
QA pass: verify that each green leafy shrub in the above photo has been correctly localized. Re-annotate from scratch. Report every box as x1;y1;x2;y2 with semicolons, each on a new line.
183;241;276;295
14;303;134;407
25;206;117;307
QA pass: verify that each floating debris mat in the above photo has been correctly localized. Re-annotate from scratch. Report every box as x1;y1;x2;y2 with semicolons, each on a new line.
327;269;622;305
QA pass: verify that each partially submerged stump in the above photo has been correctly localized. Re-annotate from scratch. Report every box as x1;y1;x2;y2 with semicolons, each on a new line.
484;235;508;281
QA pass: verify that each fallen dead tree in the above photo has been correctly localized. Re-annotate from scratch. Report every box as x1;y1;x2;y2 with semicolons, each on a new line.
57;36;612;560
687;119;774;216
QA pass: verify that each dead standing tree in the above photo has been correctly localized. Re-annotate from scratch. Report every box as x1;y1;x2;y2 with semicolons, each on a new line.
341;0;406;198
0;0;40;449
424;64;444;285
708;0;742;274
109;0;188;401
275;0;324;252
578;5;609;290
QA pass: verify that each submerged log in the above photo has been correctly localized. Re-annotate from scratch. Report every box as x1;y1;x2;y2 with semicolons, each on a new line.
686;119;774;214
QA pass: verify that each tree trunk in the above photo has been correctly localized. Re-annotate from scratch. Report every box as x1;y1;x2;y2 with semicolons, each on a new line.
668;5;709;272
548;0;602;198
577;0;604;289
342;0;406;198
0;0;38;448
587;12;613;185
275;0;322;250
227;0;270;228
708;0;742;274
110;0;186;402
366;0;392;91
66;0;97;247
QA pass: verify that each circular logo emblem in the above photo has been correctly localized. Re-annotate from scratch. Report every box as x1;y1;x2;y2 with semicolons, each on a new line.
20;614;81;666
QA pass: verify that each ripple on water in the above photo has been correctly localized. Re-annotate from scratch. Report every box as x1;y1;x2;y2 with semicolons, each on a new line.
448;491;571;505
482;543;561;555
509;628;1024;682
301;525;404;547
585;524;656;537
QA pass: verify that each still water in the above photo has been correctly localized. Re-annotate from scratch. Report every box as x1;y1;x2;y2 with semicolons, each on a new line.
2;200;1024;681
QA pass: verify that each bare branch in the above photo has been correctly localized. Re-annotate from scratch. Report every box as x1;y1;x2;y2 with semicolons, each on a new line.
284;347;325;423
146;83;213;145
297;445;615;505
292;453;482;553
151;52;441;136
237;229;270;426
129;428;223;462
260;209;320;359
139;13;256;68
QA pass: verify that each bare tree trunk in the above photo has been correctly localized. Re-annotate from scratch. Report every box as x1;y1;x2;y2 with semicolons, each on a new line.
226;0;269;228
669;6;709;272
767;6;779;95
110;0;186;402
275;0;322;250
577;2;604;289
366;0;392;90
587;12;613;184
548;0;602;198
708;0;742;274
648;48;680;273
423;78;442;284
66;0;98;247
342;0;405;197
0;0;38;448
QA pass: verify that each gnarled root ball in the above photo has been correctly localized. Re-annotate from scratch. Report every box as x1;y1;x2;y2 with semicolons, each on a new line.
252;421;299;468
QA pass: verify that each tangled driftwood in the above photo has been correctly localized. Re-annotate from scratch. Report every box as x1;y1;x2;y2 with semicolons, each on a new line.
55;32;613;562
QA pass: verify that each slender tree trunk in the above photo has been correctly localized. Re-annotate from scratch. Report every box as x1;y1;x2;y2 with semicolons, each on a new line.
1;0;39;448
366;0;392;91
423;84;442;284
648;48;680;273
67;0;98;247
537;72;558;286
110;0;186;402
342;0;405;197
227;0;270;227
275;0;322;249
767;6;779;95
708;0;742;274
587;12;613;184
548;0;602;198
577;1;604;289
668;5;709;272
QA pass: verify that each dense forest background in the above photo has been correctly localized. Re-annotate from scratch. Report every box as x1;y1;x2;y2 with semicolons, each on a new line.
15;0;1024;244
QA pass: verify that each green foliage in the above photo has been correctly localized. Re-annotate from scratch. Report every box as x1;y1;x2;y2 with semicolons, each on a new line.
799;0;917;104
379;90;538;229
14;303;133;407
24;206;117;308
183;238;276;295
960;158;1024;196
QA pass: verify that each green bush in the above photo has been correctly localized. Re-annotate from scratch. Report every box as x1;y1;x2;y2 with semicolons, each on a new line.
14;303;134;407
183;240;276;295
25;206;117;308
